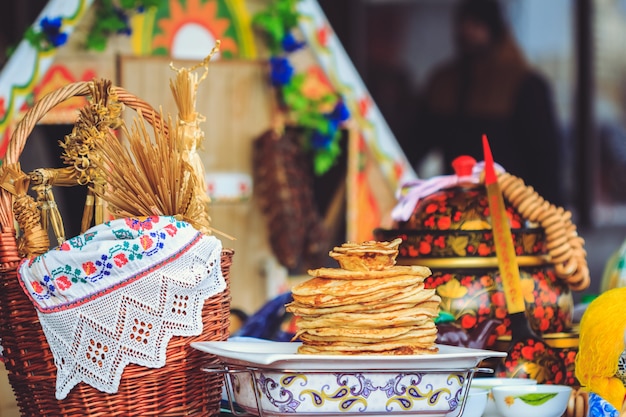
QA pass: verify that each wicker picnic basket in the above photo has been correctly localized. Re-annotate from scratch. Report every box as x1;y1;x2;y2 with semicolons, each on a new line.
0;80;232;416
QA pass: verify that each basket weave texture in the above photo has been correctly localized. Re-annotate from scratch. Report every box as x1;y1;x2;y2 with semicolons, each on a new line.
0;80;232;416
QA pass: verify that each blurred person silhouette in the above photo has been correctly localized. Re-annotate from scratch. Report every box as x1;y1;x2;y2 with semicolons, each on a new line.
405;0;564;206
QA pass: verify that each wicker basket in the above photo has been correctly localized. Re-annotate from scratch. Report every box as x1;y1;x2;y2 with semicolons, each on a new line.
0;80;232;416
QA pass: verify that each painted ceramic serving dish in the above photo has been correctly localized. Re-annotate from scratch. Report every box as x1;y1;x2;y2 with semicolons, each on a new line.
192;341;506;417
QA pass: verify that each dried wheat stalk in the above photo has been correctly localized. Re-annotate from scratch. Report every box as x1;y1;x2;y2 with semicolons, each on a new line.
91;112;206;230
168;41;221;234
91;45;228;236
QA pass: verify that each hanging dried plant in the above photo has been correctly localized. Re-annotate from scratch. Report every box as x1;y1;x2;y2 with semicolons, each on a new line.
91;112;208;231
89;46;225;236
168;41;221;234
59;80;123;186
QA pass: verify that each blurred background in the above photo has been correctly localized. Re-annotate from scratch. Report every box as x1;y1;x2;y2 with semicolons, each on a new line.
317;0;626;299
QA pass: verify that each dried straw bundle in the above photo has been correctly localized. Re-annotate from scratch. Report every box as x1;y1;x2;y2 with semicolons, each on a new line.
60;80;123;187
168;41;221;234
89;45;225;235
91;114;207;231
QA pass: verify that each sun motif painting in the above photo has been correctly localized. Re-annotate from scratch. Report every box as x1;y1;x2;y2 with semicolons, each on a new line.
138;0;255;59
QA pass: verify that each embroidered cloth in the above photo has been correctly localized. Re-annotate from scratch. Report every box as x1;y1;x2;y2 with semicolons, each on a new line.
18;216;225;400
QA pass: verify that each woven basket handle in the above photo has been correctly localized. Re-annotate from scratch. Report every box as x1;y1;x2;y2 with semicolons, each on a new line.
6;80;163;165
0;80;165;238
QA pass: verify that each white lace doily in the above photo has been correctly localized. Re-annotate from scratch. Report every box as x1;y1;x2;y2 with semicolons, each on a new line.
18;216;225;400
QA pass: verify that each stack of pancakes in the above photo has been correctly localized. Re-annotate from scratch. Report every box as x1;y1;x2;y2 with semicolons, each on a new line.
287;239;441;355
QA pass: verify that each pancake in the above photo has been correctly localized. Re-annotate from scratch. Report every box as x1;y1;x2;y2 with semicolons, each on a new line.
295;311;438;329
295;298;440;322
328;239;403;271
291;274;427;297
287;300;425;316
290;283;434;309
298;343;439;355
308;265;431;280
287;238;440;356
296;323;437;343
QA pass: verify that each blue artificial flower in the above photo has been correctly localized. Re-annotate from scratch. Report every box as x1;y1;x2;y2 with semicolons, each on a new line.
311;120;338;150
311;130;333;150
114;7;132;35
269;56;294;86
40;17;67;47
281;32;305;52
328;100;350;123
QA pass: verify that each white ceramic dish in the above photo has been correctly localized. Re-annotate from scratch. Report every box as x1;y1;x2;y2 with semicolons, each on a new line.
192;341;505;370
491;384;571;417
193;341;506;417
446;388;488;417
470;377;537;416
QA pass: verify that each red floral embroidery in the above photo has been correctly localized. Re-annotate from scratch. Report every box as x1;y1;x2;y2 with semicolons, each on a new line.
125;218;142;230
125;216;159;231
164;224;178;237
113;253;128;267
140;235;153;250
143;216;159;229
59;242;70;251
56;276;72;291
32;281;44;293
83;261;97;275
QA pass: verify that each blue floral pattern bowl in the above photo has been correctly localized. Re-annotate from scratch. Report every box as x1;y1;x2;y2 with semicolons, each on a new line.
230;369;467;416
192;340;506;416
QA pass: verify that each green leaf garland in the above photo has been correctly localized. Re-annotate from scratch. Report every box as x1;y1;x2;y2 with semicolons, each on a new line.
253;0;349;176
86;0;161;52
25;16;69;52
